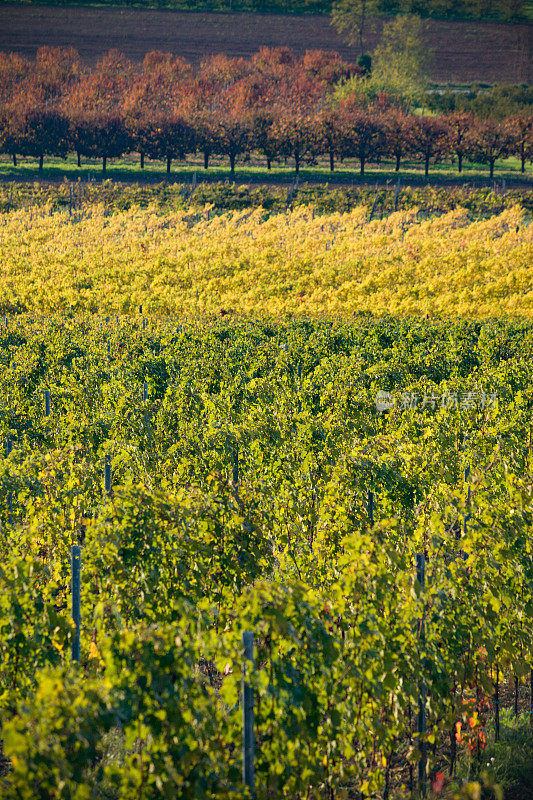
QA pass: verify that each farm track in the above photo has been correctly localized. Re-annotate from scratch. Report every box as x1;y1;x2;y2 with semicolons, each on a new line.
0;3;531;84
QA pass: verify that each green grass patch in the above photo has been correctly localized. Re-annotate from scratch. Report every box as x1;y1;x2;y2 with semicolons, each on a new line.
0;153;530;187
444;711;533;800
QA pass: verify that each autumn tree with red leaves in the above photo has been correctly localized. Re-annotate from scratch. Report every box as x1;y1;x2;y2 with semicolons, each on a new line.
381;109;415;171
318;103;345;172
123;52;193;169
0;48;79;169
467;117;515;179
10;105;70;172
191;54;250;170
445;112;474;173
68;112;129;173
213;82;255;176
269;61;326;174
300;49;360;87
272;109;323;174
411;115;448;177
340;104;385;176
64;50;135;170
508;111;533;173
252;110;279;170
32;46;84;103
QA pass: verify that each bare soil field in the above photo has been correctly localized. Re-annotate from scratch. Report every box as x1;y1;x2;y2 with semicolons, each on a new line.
0;3;531;84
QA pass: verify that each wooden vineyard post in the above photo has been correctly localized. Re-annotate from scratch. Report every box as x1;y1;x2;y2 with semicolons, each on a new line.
71;545;81;662
369;185;379;221
416;553;427;797
44;389;51;417
7;491;12;525
5;436;13;523
232;446;239;492
367;490;374;527
394;178;401;211
242;631;255;798
143;382;148;402
408;702;414;792
104;455;112;496
494;664;500;741
529;668;532;726
463;465;471;537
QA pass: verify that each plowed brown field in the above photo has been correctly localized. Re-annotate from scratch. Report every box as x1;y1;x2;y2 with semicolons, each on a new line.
0;4;531;84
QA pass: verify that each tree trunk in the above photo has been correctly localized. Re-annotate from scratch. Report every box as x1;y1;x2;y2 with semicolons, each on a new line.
360;156;365;176
102;155;107;173
450;726;457;777
458;152;463;172
395;153;401;172
329;150;335;172
203;150;209;170
425;155;430;177
520;143;525;173
229;152;235;175
295;153;300;174
266;156;271;170
12;153;17;167
77;151;81;167
489;158;495;179
140;151;145;169
166;153;171;174
38;154;43;173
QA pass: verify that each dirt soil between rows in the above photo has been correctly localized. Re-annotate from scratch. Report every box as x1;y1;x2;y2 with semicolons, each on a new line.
0;3;531;84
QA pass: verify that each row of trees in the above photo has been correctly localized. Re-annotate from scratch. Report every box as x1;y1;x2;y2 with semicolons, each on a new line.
0;48;531;177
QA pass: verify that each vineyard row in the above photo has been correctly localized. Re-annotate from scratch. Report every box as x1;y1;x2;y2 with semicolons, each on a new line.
0;314;532;797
